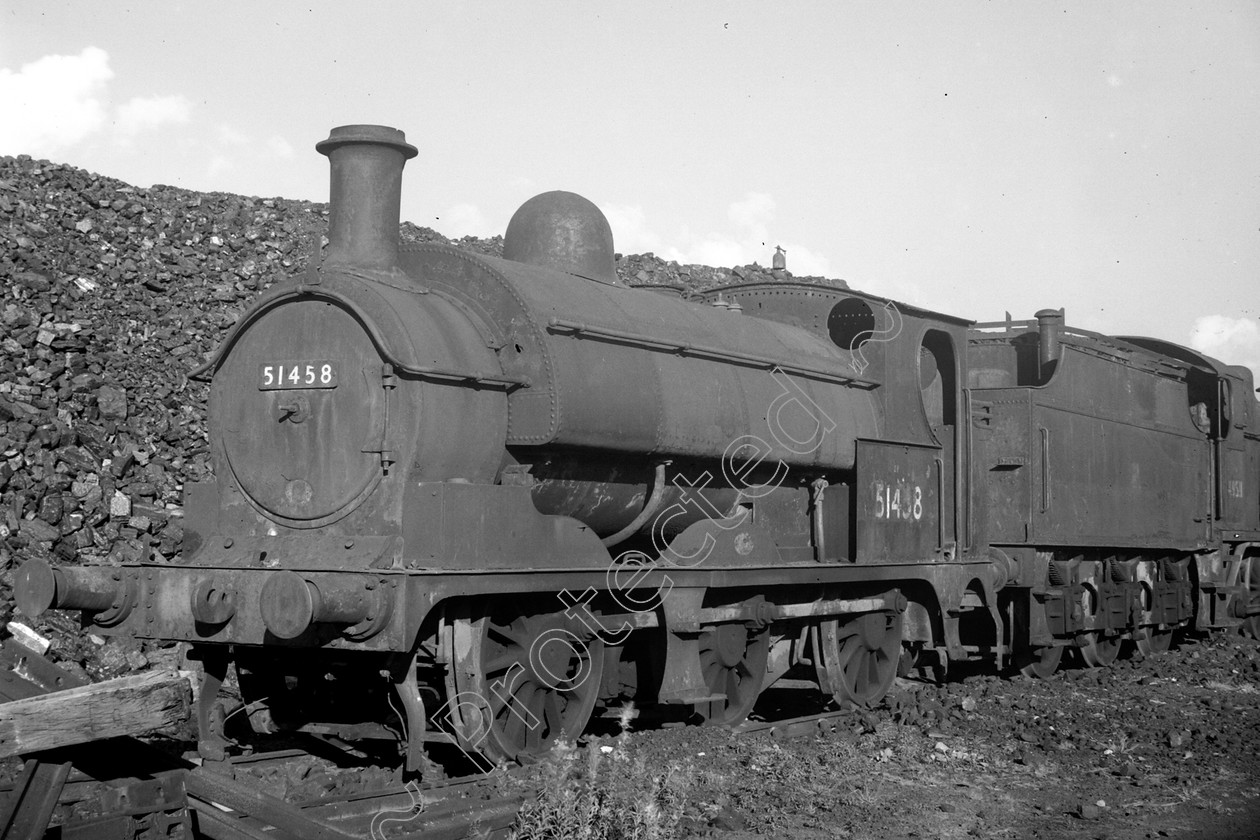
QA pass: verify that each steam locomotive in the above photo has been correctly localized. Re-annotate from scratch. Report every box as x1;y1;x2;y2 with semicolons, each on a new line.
16;125;1260;771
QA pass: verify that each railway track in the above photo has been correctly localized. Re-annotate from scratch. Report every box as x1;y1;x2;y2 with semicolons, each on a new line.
188;749;522;840
1;621;1062;840
0;736;525;840
735;707;856;740
0;627;892;840
0;635;528;840
182;687;881;840
185;767;520;840
0;738;524;840
2;707;863;840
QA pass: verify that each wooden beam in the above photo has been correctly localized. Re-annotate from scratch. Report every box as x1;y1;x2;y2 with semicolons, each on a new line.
0;670;195;758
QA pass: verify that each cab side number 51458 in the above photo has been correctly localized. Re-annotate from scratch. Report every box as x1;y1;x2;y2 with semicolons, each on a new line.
873;480;923;521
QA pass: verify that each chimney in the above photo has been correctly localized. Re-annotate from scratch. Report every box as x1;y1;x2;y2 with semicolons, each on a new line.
316;125;417;271
1035;308;1065;378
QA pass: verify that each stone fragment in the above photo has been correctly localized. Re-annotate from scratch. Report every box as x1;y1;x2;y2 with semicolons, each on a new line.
71;473;100;498
19;517;60;543
7;622;51;655
37;493;63;524
110;490;132;518
95;385;128;419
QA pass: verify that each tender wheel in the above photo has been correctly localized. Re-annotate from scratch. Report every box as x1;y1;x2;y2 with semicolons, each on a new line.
445;611;603;763
897;642;921;678
1134;626;1174;655
1078;631;1121;668
1243;557;1260;640
1016;645;1064;679
694;624;768;726
819;611;902;709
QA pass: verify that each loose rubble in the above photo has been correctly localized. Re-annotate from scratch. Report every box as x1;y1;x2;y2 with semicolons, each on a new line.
604;632;1260;839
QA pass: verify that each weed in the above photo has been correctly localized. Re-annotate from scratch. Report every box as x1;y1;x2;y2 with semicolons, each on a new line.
1104;732;1143;757
507;704;694;840
841;783;880;809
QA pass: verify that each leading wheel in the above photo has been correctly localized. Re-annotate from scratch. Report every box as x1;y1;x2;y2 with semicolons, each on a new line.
1078;631;1121;668
818;611;902;709
694;624;768;726
445;611;603;764
1016;645;1063;679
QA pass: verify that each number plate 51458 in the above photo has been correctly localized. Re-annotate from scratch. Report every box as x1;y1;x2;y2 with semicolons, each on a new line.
259;362;338;390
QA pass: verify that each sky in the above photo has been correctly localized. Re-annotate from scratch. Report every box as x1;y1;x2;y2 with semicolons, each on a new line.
2;3;1258;380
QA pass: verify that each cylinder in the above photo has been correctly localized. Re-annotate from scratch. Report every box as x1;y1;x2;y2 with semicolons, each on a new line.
315;124;418;271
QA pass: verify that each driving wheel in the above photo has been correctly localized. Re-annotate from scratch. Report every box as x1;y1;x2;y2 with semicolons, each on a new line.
445;611;603;763
818;611;902;709
694;623;768;726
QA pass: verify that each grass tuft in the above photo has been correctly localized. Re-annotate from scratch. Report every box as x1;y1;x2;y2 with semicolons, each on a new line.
507;704;693;840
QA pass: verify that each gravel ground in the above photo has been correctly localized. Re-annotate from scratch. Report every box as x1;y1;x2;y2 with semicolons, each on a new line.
590;630;1260;840
216;630;1260;838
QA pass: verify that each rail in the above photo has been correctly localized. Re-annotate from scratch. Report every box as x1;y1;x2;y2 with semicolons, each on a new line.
0;636;523;840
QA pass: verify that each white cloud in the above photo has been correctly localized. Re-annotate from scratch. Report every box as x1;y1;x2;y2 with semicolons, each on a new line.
195;129;295;186
602;203;664;255
728;191;775;234
602;193;834;278
207;154;234;179
689;238;751;270
0;47;113;155
0;48;198;157
508;176;537;193
439;203;490;238
687;191;780;268
217;124;250;146
115;94;191;139
267;135;294;158
1189;315;1260;382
